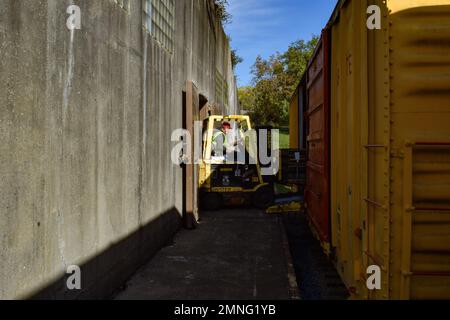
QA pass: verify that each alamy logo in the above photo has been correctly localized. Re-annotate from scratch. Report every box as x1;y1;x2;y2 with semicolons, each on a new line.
66;265;81;290
170;124;280;176
66;5;81;30
366;265;381;290
367;5;381;30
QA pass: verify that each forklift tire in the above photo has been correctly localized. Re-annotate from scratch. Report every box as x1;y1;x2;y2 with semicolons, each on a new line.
252;186;275;209
200;193;223;211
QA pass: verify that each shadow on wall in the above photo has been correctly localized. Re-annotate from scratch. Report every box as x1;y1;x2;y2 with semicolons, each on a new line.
27;208;182;300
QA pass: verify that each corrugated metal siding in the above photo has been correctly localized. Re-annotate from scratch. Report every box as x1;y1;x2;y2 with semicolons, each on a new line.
327;0;450;299
305;30;331;246
329;0;386;298
388;1;450;299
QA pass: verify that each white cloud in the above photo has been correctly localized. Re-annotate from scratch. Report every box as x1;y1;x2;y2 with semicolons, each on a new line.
226;0;287;41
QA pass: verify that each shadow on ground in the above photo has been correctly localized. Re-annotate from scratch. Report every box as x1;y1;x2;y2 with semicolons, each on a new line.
28;208;181;300
282;213;349;300
115;209;292;300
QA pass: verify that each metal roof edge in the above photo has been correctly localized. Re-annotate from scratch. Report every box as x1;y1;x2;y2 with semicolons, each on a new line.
326;0;348;28
290;0;345;96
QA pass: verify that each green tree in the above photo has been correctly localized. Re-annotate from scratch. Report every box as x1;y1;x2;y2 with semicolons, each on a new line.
239;35;318;127
231;49;243;70
282;37;319;92
249;54;291;126
215;0;232;25
238;86;255;113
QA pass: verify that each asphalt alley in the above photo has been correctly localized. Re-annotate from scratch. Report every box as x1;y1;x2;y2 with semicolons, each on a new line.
115;209;294;300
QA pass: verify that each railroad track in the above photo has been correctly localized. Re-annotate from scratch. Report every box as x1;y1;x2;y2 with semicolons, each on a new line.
282;213;349;300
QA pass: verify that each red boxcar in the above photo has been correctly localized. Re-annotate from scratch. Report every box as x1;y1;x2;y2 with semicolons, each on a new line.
304;29;331;247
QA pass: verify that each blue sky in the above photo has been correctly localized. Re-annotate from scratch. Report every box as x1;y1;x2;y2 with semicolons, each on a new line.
225;0;338;87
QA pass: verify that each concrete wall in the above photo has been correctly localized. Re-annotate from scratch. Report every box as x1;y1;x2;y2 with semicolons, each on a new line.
0;0;238;299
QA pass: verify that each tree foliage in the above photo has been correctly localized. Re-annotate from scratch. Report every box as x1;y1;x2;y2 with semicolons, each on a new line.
237;86;256;113
215;0;232;25
231;49;243;70
239;36;319;127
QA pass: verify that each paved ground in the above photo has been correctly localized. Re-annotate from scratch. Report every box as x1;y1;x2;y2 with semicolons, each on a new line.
115;209;293;300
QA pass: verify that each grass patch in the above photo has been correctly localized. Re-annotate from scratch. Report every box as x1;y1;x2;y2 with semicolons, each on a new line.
277;127;290;149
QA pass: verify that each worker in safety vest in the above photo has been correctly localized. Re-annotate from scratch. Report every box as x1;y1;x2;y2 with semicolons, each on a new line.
212;121;233;157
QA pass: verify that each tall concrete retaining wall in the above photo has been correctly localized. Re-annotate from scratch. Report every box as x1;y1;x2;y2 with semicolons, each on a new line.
0;0;238;299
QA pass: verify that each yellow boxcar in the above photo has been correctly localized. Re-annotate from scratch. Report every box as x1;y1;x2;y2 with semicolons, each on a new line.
290;77;307;150
329;0;450;299
289;87;300;149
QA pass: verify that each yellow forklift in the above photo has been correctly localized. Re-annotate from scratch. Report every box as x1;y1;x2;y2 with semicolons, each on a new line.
199;115;274;210
199;115;306;213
